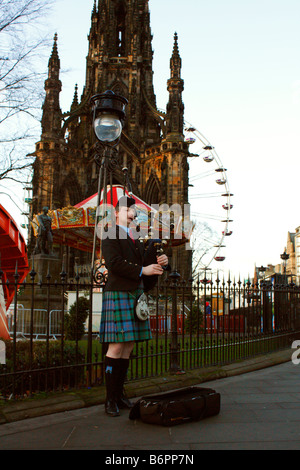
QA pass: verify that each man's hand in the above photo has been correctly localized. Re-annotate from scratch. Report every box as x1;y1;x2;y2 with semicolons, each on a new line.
142;264;164;276
157;254;168;267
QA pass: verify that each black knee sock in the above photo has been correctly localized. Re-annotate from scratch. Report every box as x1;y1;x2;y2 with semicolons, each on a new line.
117;358;129;396
120;358;130;378
105;356;120;402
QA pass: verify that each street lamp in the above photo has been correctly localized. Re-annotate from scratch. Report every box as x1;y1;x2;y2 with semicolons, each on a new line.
258;266;266;273
258;265;267;281
90;90;128;282
91;90;128;144
280;251;289;275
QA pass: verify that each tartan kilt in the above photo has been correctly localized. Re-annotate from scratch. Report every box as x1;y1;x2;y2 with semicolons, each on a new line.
99;289;152;343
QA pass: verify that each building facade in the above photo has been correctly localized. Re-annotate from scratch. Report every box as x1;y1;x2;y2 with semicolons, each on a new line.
295;228;300;282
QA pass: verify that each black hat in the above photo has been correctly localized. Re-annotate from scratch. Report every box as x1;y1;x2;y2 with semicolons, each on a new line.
115;195;136;210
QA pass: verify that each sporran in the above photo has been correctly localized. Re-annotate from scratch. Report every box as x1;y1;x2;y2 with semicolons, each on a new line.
135;292;150;321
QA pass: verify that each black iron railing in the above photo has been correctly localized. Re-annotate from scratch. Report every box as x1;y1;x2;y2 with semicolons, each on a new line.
1;268;300;400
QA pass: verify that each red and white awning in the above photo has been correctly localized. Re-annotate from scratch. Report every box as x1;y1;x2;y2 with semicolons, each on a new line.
0;204;30;339
75;185;152;211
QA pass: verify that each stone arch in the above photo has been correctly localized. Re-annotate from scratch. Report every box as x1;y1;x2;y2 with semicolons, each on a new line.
144;172;161;205
110;79;128;100
59;171;83;207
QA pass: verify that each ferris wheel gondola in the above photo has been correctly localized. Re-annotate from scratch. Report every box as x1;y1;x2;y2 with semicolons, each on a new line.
203;155;214;163
215;256;226;262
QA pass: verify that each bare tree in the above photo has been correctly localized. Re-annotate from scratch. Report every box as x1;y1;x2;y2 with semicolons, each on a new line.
0;0;53;204
191;220;219;277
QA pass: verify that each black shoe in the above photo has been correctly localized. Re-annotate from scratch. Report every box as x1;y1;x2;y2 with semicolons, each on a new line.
117;395;134;409
105;400;120;417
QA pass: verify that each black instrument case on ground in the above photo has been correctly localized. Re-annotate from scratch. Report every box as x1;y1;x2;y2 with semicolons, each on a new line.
129;386;221;426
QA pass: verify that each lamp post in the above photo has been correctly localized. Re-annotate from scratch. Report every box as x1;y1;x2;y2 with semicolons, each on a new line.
278;250;290;331
169;270;184;374
280;250;289;275
257;265;269;333
86;91;128;380
90;90;128;281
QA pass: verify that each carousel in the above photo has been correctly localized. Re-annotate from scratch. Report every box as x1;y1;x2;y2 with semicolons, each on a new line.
32;185;156;254
31;184;193;281
0;204;30;340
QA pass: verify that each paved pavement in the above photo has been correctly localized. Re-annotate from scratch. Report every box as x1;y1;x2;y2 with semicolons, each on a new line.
0;353;300;452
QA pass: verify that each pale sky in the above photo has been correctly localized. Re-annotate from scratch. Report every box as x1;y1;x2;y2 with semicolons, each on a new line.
3;0;300;280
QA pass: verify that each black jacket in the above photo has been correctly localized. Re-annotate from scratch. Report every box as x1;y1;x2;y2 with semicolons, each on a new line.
102;226;159;292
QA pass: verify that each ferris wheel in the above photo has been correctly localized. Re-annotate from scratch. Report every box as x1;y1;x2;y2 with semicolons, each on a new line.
184;121;233;272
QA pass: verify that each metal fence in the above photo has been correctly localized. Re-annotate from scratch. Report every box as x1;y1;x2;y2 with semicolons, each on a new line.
1;268;300;400
6;305;62;339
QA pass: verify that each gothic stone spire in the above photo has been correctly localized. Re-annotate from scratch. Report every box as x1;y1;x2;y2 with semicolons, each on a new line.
85;0;160;146
166;32;185;138
41;33;62;139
